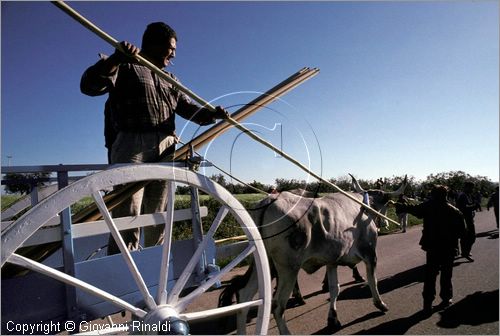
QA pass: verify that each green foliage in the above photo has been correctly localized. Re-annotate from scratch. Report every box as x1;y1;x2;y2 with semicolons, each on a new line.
1;194;22;211
172;193;266;241
275;178;307;191
3;172;51;195
70;197;94;216
379;205;422;235
2;169;495;241
423;171;497;197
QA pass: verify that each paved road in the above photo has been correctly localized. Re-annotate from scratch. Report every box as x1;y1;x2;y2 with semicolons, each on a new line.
110;209;498;335
254;208;498;335
34;199;496;335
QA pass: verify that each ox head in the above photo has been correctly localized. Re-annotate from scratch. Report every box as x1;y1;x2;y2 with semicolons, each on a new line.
349;174;407;229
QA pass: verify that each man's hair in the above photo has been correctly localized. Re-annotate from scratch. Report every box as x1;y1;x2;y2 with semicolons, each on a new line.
142;22;177;48
431;184;448;202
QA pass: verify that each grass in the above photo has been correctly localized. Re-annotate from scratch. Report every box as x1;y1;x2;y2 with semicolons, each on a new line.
1;194;22;210
1;192;419;238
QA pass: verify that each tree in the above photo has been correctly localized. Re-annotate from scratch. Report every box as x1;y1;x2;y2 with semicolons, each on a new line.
424;171;496;197
274;178;307;191
3;172;51;195
209;174;227;188
384;175;418;197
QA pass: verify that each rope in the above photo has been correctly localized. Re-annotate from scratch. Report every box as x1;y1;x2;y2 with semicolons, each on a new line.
178;140;269;195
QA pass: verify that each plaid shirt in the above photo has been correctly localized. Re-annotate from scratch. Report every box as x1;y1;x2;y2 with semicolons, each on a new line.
81;56;215;147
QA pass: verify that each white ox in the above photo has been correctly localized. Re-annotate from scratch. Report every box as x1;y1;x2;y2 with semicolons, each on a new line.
219;176;406;334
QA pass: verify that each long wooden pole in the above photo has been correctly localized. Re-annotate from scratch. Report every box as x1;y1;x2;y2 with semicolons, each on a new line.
55;0;320;223
73;68;318;223
223;117;400;226
54;1;399;226
173;67;319;161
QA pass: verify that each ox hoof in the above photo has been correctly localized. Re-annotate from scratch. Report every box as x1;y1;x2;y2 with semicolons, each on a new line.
327;317;342;332
289;296;306;307
375;301;389;312
295;297;306;306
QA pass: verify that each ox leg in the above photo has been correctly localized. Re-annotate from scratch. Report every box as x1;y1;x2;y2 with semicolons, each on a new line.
292;280;306;306
364;257;388;312
326;265;342;331
236;265;259;335
272;264;299;335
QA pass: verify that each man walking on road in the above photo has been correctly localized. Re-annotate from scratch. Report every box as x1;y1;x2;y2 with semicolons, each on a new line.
456;181;478;261
487;186;499;228
396;185;466;316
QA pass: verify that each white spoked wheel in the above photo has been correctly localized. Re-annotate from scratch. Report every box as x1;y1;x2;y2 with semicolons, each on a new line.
1;164;271;335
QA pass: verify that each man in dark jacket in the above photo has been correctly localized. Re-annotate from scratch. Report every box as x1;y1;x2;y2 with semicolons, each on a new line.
396;185;466;315
487;186;499;228
456;181;478;261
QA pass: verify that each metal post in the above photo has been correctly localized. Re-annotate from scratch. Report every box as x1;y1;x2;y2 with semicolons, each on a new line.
188;144;207;281
190;186;206;282
29;183;39;207
57;170;80;324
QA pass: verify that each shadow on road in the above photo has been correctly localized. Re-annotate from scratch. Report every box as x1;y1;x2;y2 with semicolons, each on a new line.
190;314;237;335
339;290;499;335
311;311;387;334
437;290;499;328
350;310;430;335
338;264;425;301
476;229;499;240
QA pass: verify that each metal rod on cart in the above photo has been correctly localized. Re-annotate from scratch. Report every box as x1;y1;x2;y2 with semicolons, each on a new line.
53;1;398;226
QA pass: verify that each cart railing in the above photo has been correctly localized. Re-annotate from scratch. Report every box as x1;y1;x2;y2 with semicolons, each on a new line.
1;162;246;260
2;163;257;328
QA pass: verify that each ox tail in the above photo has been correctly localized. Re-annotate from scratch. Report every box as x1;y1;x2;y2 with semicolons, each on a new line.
247;193;276;230
217;195;274;307
218;262;254;307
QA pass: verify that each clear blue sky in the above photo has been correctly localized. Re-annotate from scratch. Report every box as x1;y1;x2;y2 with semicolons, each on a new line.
2;1;499;185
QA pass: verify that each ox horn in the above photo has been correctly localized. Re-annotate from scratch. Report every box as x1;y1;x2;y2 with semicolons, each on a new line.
387;175;408;197
349;174;365;193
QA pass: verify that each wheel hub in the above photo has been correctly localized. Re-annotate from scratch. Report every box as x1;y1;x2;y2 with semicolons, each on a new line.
140;306;189;335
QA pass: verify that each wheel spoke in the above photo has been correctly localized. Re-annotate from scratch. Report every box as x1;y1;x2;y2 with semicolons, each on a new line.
180;299;263;322
168;206;229;304
157;182;176;304
2;165;271;335
176;243;255;311
92;191;157;310
8;253;147;318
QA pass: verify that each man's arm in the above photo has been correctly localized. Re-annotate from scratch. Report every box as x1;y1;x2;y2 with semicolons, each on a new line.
175;92;229;126
80;41;139;96
396;202;426;219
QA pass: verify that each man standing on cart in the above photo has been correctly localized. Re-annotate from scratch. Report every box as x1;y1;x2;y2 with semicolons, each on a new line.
81;22;228;254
